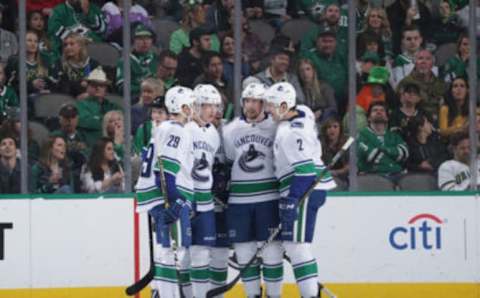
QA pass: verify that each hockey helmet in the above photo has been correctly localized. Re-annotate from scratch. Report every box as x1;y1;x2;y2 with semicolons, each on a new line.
194;84;222;105
264;82;296;110
241;82;267;105
165;86;196;114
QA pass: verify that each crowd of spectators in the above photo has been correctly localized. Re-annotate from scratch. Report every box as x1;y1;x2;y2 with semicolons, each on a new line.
0;0;479;194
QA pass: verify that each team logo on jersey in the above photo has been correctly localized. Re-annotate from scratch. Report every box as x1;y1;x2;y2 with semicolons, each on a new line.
238;144;265;173
192;152;210;182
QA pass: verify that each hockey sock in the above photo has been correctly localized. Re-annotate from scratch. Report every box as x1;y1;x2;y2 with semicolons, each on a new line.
261;241;284;297
284;242;319;297
178;247;192;298
154;245;181;298
234;242;261;296
209;247;229;290
190;245;211;298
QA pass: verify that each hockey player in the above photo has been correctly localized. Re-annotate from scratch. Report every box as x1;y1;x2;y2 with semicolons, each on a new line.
209;99;230;296
264;82;336;298
135;86;196;298
222;82;284;298
186;84;222;297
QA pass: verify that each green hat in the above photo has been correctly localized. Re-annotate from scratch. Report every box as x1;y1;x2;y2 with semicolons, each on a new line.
367;66;390;85
361;51;380;64
134;23;153;38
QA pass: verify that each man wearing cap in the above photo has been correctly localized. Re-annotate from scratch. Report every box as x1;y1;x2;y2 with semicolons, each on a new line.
51;104;88;192
177;26;213;88
302;26;348;115
244;45;305;104
48;0;107;56
397;49;446;124
300;1;348;55
77;67;122;147
116;23;157;97
389;80;431;140
356;66;392;113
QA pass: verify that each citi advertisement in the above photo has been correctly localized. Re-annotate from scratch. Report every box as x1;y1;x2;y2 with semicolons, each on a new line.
389;213;443;250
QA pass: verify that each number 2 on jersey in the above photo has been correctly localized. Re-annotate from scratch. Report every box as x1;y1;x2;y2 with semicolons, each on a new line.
296;139;304;151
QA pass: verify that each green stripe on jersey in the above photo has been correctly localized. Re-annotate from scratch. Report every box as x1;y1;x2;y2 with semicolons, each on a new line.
156;158;180;174
194;191;213;204
240;263;260;280
230;180;278;194
191;267;210;281
210;268;227;283
136;188;163;205
294;162;316;175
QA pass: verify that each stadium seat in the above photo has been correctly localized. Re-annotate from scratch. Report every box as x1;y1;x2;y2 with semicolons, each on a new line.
151;19;181;49
34;93;76;119
29;121;50;147
280;18;316;45
106;93;125;109
434;42;457;67
398;173;437;191
357;174;396;191
87;42;120;68
249;20;276;45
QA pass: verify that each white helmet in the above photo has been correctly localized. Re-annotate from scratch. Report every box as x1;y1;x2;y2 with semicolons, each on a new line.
194;84;222;105
264;82;296;110
165;86;196;114
241;82;267;106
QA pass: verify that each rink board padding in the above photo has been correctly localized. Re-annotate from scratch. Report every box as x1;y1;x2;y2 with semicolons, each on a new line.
0;192;479;298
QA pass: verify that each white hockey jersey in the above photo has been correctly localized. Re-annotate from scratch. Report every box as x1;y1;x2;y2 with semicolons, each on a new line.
135;120;194;212
438;158;480;191
186;121;220;212
273;105;336;198
222;114;280;204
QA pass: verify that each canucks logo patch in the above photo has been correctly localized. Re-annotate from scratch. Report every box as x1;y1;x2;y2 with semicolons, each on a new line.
191;152;209;182
238;144;265;173
291;121;304;128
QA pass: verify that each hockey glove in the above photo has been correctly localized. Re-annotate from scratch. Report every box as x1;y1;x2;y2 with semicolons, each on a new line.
163;198;192;225
279;196;298;225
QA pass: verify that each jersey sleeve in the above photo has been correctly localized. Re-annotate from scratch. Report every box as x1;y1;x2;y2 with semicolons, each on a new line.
135;141;163;212
281;129;317;200
438;161;469;191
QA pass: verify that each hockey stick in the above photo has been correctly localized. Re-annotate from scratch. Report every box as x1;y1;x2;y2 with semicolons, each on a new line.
206;137;354;298
125;214;155;296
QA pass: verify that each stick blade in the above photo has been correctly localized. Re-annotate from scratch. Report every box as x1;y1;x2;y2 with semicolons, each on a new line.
125;269;154;296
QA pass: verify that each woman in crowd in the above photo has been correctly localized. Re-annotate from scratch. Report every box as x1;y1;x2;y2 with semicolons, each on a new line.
406;115;448;173
320;117;350;190
441;33;479;82
6;30;54;95
102;110;125;160
31;136;73;193
131;78;164;134
438;76;469;139
54;32;100;97
81;137;124;193
357;7;393;61
297;58;337;124
27;10;51;52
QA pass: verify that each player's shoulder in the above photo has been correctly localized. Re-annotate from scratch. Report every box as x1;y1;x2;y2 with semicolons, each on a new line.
223;117;243;134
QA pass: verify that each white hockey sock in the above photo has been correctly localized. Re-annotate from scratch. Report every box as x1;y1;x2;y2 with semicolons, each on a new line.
154;245;181;298
190;245;211;298
178;247;193;298
284;242;319;298
234;242;261;296
261;241;284;297
210;247;229;291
